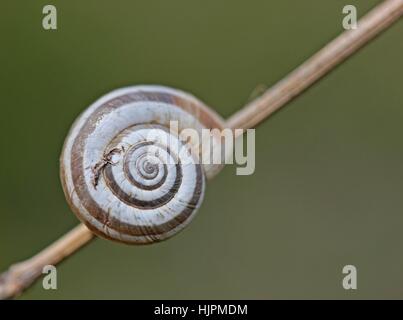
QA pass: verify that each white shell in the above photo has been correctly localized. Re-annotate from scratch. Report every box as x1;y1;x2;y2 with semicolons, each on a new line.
60;86;225;244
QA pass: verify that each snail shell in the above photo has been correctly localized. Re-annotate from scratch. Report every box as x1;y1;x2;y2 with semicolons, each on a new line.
60;86;225;244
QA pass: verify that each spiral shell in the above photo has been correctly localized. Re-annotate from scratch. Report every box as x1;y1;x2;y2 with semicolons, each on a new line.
60;86;225;244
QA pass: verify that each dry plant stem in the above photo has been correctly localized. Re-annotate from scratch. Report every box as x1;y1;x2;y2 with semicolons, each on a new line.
0;224;93;299
227;0;403;132
1;0;402;300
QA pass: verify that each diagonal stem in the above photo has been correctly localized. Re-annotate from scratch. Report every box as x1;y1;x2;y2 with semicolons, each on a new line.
227;0;403;131
1;0;402;300
0;224;93;299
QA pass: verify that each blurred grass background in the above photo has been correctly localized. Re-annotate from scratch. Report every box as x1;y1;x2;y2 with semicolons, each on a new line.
1;0;403;299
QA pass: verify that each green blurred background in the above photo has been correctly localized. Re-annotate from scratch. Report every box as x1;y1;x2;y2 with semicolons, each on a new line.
1;0;403;299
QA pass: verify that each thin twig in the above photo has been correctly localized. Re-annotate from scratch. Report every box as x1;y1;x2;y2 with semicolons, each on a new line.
227;0;403;131
1;0;402;300
0;224;93;299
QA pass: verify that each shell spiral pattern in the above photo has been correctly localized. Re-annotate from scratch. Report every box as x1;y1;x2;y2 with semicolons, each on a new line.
60;86;225;244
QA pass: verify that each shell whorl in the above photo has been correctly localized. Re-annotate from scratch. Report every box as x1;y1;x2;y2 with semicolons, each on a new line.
60;86;225;244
